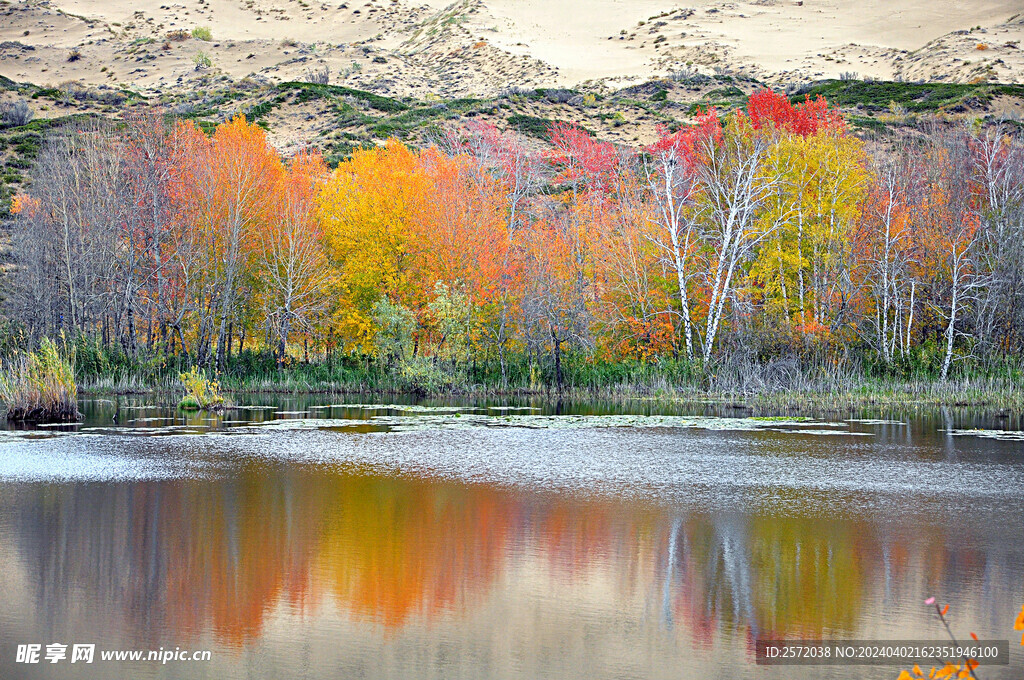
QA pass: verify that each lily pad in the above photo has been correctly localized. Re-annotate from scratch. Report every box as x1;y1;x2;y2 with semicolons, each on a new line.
943;428;1024;441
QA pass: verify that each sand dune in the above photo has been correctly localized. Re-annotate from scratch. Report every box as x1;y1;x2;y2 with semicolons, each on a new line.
0;0;1022;96
420;0;1023;84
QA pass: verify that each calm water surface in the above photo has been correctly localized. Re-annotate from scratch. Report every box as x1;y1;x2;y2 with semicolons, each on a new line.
0;396;1022;679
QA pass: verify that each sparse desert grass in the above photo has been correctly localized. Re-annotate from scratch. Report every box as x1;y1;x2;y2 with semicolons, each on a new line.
796;79;1024;113
304;66;330;85
193;51;212;70
0;99;33;128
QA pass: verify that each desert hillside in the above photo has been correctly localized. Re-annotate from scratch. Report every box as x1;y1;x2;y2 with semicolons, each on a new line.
2;0;1024;220
1;0;1023;99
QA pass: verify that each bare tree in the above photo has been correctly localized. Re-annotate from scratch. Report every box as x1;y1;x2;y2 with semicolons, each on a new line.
970;126;1024;360
10;120;127;342
122;112;178;353
922;124;987;381
858;148;920;363
256;155;331;365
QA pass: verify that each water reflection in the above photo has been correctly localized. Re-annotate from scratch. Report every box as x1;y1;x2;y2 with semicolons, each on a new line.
2;397;1023;678
2;466;1022;679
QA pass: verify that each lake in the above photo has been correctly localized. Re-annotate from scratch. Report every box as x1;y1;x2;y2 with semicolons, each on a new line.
1;396;1022;679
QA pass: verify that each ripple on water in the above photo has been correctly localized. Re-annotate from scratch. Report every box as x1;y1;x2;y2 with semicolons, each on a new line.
0;411;1021;520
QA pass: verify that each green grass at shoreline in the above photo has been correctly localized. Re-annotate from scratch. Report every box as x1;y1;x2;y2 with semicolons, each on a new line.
47;343;1024;413
76;371;1024;413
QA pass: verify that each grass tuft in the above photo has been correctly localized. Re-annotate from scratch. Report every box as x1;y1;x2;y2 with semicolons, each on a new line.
0;338;80;422
178;367;225;411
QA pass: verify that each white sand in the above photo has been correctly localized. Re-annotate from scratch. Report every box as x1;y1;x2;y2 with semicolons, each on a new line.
1;0;1022;96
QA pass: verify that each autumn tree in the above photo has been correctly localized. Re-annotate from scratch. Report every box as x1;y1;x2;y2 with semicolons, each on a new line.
855;148;922;364
460;122;542;385
521;210;594;391
917;127;986;381
744;91;864;350
254;151;331;364
317;141;430;351
693;115;789;362
643;112;720;359
175;116;282;369
10;96;1024;390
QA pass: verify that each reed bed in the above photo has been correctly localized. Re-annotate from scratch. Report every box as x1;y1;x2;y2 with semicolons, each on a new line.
66;349;1024;412
0;338;81;422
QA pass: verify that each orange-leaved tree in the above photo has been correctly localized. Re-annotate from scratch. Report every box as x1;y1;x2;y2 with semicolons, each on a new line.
173;116;282;367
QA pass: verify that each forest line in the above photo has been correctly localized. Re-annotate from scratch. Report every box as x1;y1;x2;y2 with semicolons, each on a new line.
5;90;1024;395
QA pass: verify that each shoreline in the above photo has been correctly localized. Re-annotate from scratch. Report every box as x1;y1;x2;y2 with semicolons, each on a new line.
76;380;1024;412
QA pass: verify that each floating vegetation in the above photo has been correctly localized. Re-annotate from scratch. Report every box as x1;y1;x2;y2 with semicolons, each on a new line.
0;429;97;443
487;406;542;411
780;429;871;437
943;428;1024;441
750;416;812;422
348;404;487;413
239;413;866;435
61;423;226;437
237;418;376;431
6;401;1020;444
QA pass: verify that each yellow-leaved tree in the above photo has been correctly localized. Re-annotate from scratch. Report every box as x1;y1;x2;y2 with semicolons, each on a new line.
316;141;431;351
749;121;867;344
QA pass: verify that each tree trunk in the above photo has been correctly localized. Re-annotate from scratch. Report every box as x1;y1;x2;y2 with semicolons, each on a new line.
552;333;563;393
225;322;234;366
672;241;694;360
941;285;959;382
